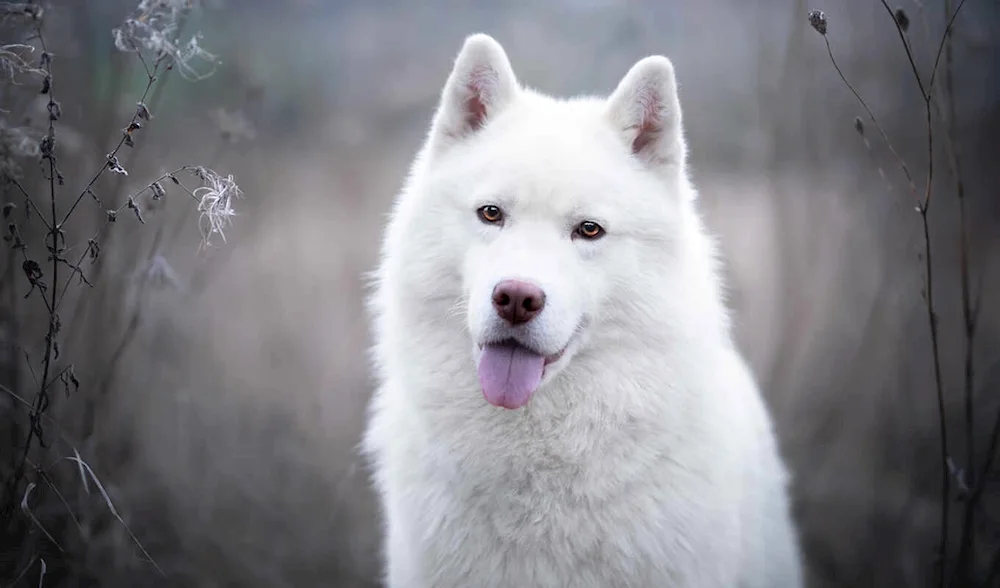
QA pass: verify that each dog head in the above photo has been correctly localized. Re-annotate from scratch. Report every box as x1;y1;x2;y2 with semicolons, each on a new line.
387;34;699;409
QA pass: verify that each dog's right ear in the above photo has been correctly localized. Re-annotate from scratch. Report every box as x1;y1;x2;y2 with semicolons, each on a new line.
429;34;519;152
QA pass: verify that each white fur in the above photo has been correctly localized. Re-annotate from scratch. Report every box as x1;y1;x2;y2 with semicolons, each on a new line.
363;33;804;587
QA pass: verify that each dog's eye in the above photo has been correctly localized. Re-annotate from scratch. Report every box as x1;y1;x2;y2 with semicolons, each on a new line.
477;205;504;225
575;221;605;240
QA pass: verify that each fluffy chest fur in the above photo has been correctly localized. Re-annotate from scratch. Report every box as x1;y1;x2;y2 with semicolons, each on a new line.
372;384;742;587
365;340;756;588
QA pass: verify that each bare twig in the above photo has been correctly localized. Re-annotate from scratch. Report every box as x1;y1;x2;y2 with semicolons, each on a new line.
927;0;969;91
811;2;971;583
21;482;62;552
59;58;163;227
7;15;60;522
6;177;51;232
817;33;919;202
51;166;228;310
59;456;164;576
878;5;948;585
878;1;928;99
32;466;84;537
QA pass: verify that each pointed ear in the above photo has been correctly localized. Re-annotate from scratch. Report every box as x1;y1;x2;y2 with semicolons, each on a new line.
429;34;519;151
606;56;686;171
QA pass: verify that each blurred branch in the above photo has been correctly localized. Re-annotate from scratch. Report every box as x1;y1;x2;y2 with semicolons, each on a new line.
809;1;973;582
815;27;919;202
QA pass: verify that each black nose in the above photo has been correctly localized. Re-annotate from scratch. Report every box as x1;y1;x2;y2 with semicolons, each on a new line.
492;280;546;325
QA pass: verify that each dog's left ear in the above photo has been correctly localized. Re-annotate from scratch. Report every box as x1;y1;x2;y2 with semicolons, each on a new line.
606;56;686;172
430;34;519;152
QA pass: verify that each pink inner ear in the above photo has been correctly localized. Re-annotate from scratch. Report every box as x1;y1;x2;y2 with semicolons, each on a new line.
462;65;498;132
463;92;488;131
631;87;663;156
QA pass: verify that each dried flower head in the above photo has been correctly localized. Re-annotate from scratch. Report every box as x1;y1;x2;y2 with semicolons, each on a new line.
0;3;43;20
0;44;43;80
808;9;828;35
112;0;219;81
893;8;910;33
191;167;243;248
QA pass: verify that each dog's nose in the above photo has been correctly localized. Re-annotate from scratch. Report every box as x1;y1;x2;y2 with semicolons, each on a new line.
492;280;545;325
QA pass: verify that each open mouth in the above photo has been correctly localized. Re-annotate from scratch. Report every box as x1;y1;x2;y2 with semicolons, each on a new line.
475;337;572;410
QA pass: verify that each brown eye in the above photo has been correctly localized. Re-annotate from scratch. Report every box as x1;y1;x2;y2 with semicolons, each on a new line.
477;205;504;225
575;220;605;240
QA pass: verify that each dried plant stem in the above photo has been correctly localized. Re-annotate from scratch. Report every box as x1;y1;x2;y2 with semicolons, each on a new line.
920;202;949;588
6;18;59;522
874;1;969;584
52;167;203;310
820;0;970;582
7;178;51;232
819;35;919;202
918;42;949;588
902;5;979;584
60;57;164;227
830;25;951;581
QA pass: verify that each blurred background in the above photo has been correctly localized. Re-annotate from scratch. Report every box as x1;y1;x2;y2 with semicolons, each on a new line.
0;0;998;586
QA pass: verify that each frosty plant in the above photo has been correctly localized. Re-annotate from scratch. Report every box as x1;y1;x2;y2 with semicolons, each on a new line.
112;0;219;81
0;0;244;578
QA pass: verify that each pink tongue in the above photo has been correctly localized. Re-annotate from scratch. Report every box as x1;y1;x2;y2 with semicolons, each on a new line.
477;342;545;409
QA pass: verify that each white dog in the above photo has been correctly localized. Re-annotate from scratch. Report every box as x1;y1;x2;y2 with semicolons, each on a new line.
363;33;804;588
